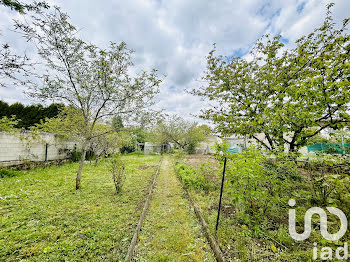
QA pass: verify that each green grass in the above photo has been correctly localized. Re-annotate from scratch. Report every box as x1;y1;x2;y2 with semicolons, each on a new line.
0;155;161;261
133;156;215;261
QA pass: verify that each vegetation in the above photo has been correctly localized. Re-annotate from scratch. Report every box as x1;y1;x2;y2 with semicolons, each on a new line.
1;2;349;261
0;1;48;88
0;101;63;129
110;154;125;194
14;7;162;189
0;155;161;261
0;168;21;178
0;115;18;132
0;0;48;13
133;157;215;261
175;162;217;191
175;151;350;261
151;115;211;154
193;5;349;153
119;127;149;154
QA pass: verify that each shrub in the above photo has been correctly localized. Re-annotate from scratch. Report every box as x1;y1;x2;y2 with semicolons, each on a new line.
110;155;125;194
302;154;350;206
185;143;196;154
0;169;21;178
70;149;81;162
175;163;210;191
70;149;94;162
224;149;294;226
173;148;185;160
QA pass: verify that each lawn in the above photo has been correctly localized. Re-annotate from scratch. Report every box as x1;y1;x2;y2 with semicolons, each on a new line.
133;156;215;261
0;155;161;261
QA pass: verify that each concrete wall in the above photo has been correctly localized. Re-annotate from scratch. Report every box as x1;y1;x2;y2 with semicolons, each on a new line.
0;131;77;167
196;136;222;154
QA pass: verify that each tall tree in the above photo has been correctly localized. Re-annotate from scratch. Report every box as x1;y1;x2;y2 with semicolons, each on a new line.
193;4;349;153
16;7;162;189
0;100;63;129
111;115;124;132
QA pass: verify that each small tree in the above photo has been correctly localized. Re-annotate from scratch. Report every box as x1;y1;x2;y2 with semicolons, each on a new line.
16;7;162;189
193;4;349;153
152;115;210;153
110;154;125;194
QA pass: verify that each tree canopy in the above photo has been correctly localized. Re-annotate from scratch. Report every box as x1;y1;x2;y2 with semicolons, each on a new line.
0;0;48;13
15;7;162;189
0;1;49;88
193;4;349;153
151;115;211;154
0;100;63;129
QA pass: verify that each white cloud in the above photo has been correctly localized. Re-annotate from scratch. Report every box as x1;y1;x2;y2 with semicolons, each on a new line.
0;0;349;120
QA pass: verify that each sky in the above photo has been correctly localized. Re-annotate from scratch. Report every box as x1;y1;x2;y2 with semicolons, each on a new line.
0;0;349;122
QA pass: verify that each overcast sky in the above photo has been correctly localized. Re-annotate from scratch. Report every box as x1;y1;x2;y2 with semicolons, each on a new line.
0;0;349;121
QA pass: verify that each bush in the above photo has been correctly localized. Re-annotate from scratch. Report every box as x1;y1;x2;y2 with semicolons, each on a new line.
0;169;21;178
302;155;350;207
70;149;95;162
185;143;196;154
224;149;295;226
110;155;125;194
120;145;136;154
175;163;210;191
70;149;81;162
173;148;185;160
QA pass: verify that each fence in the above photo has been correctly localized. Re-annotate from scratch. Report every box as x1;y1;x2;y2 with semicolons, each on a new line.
0;131;77;167
307;143;350;154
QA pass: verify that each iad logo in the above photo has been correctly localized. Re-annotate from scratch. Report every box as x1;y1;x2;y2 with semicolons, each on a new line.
288;199;348;260
288;199;347;241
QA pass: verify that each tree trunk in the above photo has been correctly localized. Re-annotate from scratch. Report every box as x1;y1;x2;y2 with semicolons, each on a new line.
94;156;99;167
76;147;87;190
289;143;296;152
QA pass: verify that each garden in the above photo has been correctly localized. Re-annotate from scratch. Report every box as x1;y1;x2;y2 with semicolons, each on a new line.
0;1;349;261
175;151;350;261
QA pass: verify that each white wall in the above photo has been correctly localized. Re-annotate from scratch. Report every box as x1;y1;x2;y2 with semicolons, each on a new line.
0;131;77;167
144;142;162;155
196;136;222;154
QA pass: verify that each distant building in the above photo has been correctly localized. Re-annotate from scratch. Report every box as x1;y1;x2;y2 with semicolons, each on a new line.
195;136;222;154
143;142;172;155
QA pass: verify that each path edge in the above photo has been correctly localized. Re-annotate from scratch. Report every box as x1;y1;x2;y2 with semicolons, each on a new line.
124;158;162;262
174;159;226;262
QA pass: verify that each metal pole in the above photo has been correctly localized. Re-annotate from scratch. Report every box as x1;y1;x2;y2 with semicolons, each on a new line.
216;156;227;233
45;143;48;162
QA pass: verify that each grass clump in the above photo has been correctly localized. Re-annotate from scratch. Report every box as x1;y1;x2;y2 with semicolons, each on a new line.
0;169;22;178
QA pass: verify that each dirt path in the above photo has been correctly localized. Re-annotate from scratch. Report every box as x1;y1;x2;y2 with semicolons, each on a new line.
133;156;215;261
